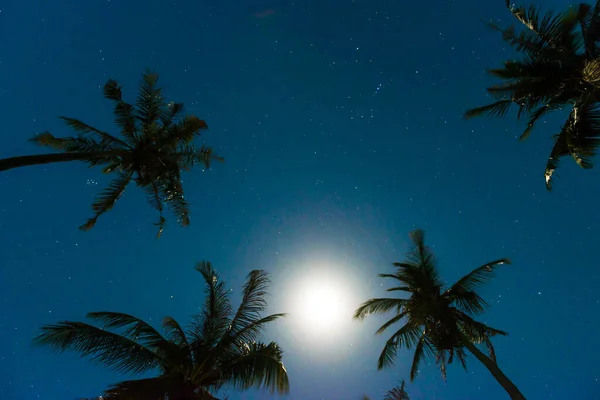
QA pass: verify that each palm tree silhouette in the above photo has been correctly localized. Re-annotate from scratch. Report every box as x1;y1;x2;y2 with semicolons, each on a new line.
34;262;289;400
354;229;525;400
465;0;600;190
0;71;222;237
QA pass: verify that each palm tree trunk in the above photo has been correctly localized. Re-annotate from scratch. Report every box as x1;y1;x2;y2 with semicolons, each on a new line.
463;340;526;400
0;151;120;172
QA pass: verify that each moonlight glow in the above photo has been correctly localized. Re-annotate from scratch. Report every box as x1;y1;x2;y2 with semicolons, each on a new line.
284;266;356;339
297;280;346;330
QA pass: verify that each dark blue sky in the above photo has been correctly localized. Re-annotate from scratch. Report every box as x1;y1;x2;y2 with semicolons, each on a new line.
1;0;599;399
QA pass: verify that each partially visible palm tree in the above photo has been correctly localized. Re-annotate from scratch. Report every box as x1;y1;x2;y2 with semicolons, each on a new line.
354;229;525;400
34;262;289;400
0;71;222;237
360;380;410;400
465;0;600;190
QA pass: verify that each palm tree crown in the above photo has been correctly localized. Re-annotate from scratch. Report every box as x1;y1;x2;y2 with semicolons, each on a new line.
34;262;289;400
0;71;222;237
353;230;525;400
465;0;600;190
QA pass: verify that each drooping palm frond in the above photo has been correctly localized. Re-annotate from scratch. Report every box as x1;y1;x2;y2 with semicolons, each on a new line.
353;298;409;320
463;99;514;119
444;258;511;314
409;335;434;381
143;181;167;238
220;341;289;394
33;321;164;375
79;171;134;231
544;101;600;189
377;322;423;370
59;117;129;149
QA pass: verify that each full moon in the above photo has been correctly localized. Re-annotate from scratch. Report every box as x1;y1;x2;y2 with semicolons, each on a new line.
284;267;355;338
297;279;346;330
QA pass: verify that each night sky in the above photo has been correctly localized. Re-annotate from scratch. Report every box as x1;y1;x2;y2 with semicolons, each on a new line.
1;0;599;399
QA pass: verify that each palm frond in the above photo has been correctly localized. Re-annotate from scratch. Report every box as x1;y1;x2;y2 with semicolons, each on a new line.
504;1;581;53
229;270;270;333
114;100;138;144
447;258;511;294
383;380;410;400
464;100;513;119
375;311;408;335
159;178;191;227
162;316;189;349
60;117;128;148
409;335;431;381
136;71;165;134
222;314;286;350
519;102;564;141
160;115;207;148
86;311;182;367
33;321;163;375
80;171;133;231
103;79;123;102
545;102;600;190
30;132;106;153
143;182;166;238
160;101;185;128
457;312;508;344
485;20;551;58
353;298;409;320
436;349;448;382
104;375;190;400
405;229;442;287
188;262;233;349
455;347;469;371
583;58;600;87
221;341;289;394
177;145;222;171
377;322;422;369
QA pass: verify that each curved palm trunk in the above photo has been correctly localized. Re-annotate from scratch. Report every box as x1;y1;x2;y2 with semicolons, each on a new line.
0;151;120;172
463;340;526;400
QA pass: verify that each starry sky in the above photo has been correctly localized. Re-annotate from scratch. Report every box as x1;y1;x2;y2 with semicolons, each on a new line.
1;0;599;399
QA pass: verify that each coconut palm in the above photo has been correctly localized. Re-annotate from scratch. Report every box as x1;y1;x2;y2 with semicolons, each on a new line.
354;229;525;400
360;380;411;400
465;0;600;190
0;71;222;237
34;262;289;400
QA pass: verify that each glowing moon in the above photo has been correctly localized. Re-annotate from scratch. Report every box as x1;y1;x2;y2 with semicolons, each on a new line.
285;268;354;338
297;280;346;330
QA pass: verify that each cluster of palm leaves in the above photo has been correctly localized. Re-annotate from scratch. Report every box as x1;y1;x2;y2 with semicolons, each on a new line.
0;72;222;237
466;0;600;190
35;263;288;400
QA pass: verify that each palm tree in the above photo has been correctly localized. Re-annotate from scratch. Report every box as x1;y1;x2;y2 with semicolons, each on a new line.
34;262;289;400
354;229;525;400
465;0;600;190
0;71;222;237
360;380;411;400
